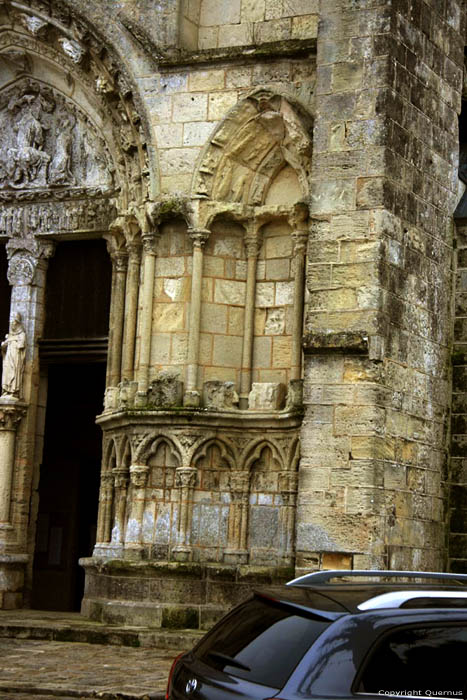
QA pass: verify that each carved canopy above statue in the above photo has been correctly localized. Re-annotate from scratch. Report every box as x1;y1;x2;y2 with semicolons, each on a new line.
0;79;114;197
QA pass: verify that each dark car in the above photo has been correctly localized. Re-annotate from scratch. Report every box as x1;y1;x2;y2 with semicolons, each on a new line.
166;569;467;700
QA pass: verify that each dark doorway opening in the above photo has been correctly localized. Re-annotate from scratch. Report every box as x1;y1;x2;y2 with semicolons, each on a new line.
32;239;111;611
32;363;105;611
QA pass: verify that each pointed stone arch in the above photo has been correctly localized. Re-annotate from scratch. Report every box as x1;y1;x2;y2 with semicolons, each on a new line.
192;89;313;207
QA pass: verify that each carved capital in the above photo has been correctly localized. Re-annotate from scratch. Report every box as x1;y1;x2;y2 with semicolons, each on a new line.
229;470;250;501
38;241;56;260
127;240;142;260
7;252;36;285
104;229;128;269
6;239;55;285
112;468;129;490
189;228;210;249
0;403;26;431
175;467;197;489
141;230;160;254
244;234;261;258
129;464;149;488
100;472;114;498
278;471;298;495
291;230;309;255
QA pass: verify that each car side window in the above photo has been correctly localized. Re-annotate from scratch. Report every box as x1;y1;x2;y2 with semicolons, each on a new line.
358;624;467;698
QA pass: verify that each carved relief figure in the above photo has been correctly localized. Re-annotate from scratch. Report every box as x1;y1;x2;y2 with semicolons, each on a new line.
1;313;26;399
0;80;115;193
6;89;52;188
49;109;75;185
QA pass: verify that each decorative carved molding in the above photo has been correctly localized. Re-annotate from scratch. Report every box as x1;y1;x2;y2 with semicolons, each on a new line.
58;37;85;64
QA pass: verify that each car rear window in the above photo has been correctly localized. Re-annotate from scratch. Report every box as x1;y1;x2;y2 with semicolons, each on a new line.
193;595;330;689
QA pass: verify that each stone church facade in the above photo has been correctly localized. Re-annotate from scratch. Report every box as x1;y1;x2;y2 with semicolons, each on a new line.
0;0;466;626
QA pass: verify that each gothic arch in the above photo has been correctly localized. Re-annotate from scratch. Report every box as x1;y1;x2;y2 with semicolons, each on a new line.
120;437;132;468
104;438;117;470
192;437;237;470
146;436;182;469
135;433;182;467
192;88;313;206
243;438;284;472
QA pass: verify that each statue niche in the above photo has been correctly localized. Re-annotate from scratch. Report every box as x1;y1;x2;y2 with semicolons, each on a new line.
0;79;114;194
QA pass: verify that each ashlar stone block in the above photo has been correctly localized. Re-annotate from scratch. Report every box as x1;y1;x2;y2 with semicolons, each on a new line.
172;93;208;122
203;380;239;409
248;382;286;410
200;0;241;26
148;372;183;408
214;279;246;305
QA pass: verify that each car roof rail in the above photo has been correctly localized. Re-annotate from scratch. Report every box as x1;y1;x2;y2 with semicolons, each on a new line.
286;569;467;586
358;590;467;610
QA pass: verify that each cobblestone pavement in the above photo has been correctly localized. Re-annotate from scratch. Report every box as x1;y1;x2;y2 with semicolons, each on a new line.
0;637;179;699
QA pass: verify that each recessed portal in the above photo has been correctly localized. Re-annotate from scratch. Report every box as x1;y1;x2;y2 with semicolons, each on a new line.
32;363;105;611
32;239;111;611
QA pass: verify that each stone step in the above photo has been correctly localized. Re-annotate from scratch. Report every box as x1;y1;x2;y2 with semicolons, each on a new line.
0;610;205;649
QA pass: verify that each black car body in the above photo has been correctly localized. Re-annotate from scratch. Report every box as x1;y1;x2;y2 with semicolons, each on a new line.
166;570;467;700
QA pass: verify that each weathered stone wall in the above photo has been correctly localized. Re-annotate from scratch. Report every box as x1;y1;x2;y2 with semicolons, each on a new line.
1;0;467;619
180;0;319;51
298;0;465;574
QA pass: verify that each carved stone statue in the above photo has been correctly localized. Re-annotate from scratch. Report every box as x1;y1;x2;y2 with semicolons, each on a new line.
1;314;26;399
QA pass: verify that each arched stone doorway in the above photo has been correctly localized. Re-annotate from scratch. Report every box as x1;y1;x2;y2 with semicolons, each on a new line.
0;0;150;610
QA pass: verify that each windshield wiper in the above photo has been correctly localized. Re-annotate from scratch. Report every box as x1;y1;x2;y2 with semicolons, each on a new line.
207;651;251;671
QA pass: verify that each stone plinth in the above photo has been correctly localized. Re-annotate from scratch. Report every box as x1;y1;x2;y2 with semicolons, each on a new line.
0;554;28;610
80;558;293;629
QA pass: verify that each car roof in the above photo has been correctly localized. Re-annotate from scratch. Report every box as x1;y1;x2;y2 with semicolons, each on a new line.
257;582;467;615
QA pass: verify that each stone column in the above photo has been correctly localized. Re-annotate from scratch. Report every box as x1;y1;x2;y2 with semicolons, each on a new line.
224;470;249;563
0;402;26;524
136;231;159;402
173;467;197;561
184;229;210;407
279;471;298;561
290;229;309;381
1;241;54;608
105;231;128;389
95;472;114;546
111;467;129;547
239;224;261;410
124;464;149;558
121;239;142;382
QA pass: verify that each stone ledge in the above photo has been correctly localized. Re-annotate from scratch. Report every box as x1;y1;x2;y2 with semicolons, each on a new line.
158;38;317;68
96;407;303;429
303;331;369;353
